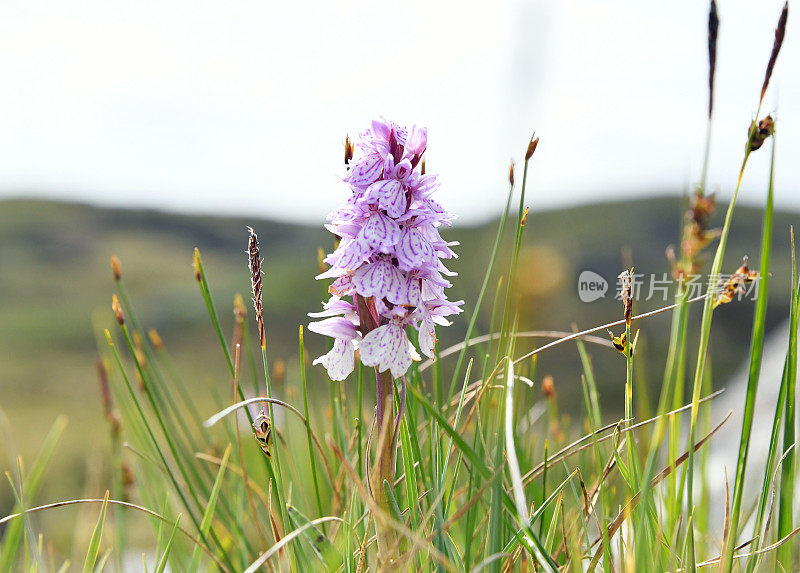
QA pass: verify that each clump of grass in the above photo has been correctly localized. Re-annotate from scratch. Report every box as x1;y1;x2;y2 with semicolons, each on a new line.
0;2;796;571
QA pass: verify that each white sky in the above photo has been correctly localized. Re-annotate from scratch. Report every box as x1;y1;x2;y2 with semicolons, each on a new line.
0;0;797;224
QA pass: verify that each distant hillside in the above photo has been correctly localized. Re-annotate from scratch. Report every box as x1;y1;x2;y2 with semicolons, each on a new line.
0;196;796;505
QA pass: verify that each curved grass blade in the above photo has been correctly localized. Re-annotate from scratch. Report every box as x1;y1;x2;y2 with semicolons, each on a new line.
287;505;343;572
0;415;67;572
242;517;343;573
0;498;228;572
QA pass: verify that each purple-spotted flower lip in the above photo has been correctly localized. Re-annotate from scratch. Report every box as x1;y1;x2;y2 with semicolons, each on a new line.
312;338;357;381
358;312;422;379
310;117;461;381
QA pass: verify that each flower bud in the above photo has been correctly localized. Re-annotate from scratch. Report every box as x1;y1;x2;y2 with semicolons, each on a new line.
193;249;202;282
747;115;775;152
148;329;163;350
618;268;634;326
110;255;122;281
112;295;124;325
525;136;539;160
542;374;555;399
273;360;286;384
234;294;247;323
344;135;354;165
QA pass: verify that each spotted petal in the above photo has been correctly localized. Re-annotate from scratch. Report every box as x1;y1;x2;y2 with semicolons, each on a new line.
396;226;435;271
325;239;369;274
417;315;437;359
358;322;413;378
387;273;421;307
357;212;401;254
362;180;405;218
347;153;383;187
352;259;403;300
313;338;356;381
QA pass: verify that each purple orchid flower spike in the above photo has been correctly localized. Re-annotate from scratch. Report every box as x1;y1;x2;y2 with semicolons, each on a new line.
307;118;462;563
309;117;462;382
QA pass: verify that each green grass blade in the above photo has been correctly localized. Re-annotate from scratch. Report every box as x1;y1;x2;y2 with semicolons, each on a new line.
154;514;182;573
447;179;515;399
193;248;235;377
299;326;325;525
721;129;776;572
777;228;799;568
82;490;110;573
685;141;751;573
242;517;341;573
0;415;67;572
287;505;343;571
398;415;420;534
406;375;556;568
93;549;113;573
189;444;231;571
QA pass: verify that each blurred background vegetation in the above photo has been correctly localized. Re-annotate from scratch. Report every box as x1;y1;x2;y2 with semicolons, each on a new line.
1;194;795;538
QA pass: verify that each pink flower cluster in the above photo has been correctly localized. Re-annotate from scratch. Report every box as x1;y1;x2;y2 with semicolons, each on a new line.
309;118;462;380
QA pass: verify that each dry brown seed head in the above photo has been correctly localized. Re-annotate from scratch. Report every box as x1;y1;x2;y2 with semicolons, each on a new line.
542;374;555;398
344;134;354;165
708;0;719;118
317;247;327;274
110;255;122;281
193;249;201;282
508;159;515;186
761;2;789;104
96;356;114;419
273;360;286;384
713;255;761;308
618;268;634;325
121;462;135;501
148;329;163;350
248;227;265;349
112;295;124;325
234;293;247;323
747;115;775;152
690;192;716;226
525;135;539;160
607;329;632;357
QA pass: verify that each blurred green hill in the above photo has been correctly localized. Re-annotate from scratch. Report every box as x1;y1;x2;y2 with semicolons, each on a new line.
0;196;796;519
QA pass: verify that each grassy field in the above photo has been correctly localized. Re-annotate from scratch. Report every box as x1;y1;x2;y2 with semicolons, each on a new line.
0;191;797;568
1;195;795;472
0;4;797;568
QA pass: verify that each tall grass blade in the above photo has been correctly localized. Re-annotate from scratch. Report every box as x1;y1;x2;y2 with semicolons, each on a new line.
777;227;799;568
0;415;67;571
721;125;777;572
189;444;231;571
299;326;326;525
154;514;182;573
81;490;109;573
